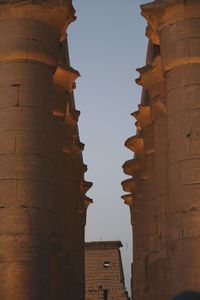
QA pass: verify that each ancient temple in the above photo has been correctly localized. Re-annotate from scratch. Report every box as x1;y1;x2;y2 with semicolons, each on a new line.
0;1;92;299
85;241;130;300
122;0;200;299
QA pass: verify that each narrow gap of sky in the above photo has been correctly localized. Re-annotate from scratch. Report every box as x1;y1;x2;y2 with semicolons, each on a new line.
68;0;148;294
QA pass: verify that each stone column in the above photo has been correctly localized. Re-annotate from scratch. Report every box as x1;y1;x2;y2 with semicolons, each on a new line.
52;35;92;299
133;104;156;300
0;1;75;299
52;38;80;299
142;0;200;295
136;51;171;300
122;102;155;300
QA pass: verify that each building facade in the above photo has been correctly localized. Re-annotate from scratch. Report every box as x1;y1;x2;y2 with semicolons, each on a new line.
85;241;129;300
122;0;200;300
0;1;92;299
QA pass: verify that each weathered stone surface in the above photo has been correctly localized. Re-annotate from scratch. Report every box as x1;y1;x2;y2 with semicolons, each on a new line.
123;1;200;299
85;241;130;300
0;2;90;299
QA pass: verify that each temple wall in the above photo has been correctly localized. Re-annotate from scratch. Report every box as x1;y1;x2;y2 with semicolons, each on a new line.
85;241;129;300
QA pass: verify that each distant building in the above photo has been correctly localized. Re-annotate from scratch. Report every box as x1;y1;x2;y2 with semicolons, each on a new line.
85;241;130;300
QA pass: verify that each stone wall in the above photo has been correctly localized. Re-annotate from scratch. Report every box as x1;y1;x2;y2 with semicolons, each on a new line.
85;241;129;300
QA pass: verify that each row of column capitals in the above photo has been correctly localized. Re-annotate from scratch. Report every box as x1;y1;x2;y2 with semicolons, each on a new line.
141;0;200;44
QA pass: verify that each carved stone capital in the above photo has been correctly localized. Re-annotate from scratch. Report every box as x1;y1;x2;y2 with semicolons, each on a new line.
65;103;81;126
125;135;144;155
62;135;84;154
81;164;88;175
132;105;151;129
136;55;164;90
80;180;93;196
84;196;93;208
53;66;80;93
122;159;140;176
121;194;133;206
141;0;200;44
121;178;136;193
0;0;76;38
136;56;167;120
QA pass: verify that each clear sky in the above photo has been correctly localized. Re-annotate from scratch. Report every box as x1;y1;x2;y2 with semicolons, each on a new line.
68;0;148;294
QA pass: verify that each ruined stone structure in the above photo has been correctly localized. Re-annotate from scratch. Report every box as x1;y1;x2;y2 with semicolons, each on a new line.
122;0;200;299
85;241;130;300
0;1;92;299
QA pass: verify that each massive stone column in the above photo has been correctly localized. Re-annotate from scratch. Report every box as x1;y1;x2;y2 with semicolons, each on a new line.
0;1;88;299
141;0;200;296
122;97;156;300
136;47;171;300
52;35;93;299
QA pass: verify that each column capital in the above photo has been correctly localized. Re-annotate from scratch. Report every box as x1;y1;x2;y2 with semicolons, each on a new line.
136;55;164;90
141;0;200;44
83;196;93;226
65;103;80;125
80;164;88;175
53;66;80;93
0;0;76;38
62;135;84;154
125;135;144;155
132;104;151;129
121;194;133;206
136;56;167;119
122;159;140;176
80;180;93;196
121;178;136;193
84;196;93;208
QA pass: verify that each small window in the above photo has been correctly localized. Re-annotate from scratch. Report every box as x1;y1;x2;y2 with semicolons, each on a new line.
103;261;110;268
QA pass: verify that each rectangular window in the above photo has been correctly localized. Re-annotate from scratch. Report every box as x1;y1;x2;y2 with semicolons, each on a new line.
103;261;110;268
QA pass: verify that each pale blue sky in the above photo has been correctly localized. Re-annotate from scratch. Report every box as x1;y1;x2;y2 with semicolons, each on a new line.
68;0;148;294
